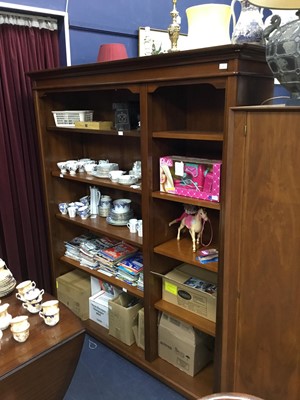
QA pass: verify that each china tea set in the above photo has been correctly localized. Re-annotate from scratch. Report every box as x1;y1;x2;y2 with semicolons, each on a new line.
57;158;141;186
0;258;60;344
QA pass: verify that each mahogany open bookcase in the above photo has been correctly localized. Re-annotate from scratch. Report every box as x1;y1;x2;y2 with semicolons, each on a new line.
29;45;274;399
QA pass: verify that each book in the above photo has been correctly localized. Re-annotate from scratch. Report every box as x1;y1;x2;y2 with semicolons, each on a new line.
98;242;138;263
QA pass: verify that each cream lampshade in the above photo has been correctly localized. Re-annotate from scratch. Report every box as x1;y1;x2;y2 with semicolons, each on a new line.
249;0;300;8
250;0;300;105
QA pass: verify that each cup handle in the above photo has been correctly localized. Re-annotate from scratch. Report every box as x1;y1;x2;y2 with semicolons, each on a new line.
39;311;44;318
16;293;22;300
40;289;45;296
22;303;28;309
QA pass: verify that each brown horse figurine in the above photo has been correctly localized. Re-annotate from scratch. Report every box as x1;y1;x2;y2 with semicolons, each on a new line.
169;207;208;252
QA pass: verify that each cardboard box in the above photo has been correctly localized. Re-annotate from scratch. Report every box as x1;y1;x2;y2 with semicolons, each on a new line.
108;293;142;346
158;313;214;376
160;155;222;202
74;120;113;130
132;308;145;350
89;290;116;329
162;263;217;322
56;269;91;320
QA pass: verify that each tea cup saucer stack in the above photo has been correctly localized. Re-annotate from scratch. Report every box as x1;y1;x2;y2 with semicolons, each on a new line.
0;258;17;298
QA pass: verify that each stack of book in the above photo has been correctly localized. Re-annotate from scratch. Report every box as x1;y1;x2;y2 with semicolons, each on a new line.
64;233;97;262
64;234;141;283
80;236;119;269
115;251;143;288
95;242;138;276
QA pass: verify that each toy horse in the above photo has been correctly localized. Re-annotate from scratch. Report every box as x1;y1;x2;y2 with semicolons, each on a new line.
169;207;208;252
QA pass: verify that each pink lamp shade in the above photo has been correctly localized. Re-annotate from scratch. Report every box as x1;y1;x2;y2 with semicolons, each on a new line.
97;43;128;62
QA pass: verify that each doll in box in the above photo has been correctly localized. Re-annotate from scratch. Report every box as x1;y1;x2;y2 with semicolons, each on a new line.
160;164;175;193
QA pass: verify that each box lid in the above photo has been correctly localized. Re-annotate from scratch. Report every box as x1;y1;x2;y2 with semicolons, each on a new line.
159;312;198;344
164;263;217;297
57;270;90;290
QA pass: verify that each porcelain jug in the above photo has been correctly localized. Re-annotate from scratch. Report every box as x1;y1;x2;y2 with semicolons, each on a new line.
186;4;236;49
231;0;264;44
90;186;101;215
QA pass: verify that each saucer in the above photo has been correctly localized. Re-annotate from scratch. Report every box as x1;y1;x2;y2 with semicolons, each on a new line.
106;216;129;226
118;179;138;186
91;171;110;179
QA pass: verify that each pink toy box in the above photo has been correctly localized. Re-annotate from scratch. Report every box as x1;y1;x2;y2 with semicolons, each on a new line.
160;156;222;203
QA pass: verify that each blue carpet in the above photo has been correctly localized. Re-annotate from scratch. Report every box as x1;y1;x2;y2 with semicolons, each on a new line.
64;334;186;400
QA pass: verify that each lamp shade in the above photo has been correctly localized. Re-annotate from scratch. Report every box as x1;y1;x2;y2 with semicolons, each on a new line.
97;43;128;62
249;0;300;9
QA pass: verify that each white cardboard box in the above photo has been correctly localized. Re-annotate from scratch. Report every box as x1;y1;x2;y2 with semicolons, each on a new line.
158;312;214;376
90;276;122;296
89;290;116;329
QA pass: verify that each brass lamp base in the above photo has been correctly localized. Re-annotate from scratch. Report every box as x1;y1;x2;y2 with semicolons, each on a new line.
168;0;181;52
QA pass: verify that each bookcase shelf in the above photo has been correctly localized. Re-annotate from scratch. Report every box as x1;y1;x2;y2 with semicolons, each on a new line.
56;214;143;247
154;299;216;337
61;256;144;299
30;45;273;399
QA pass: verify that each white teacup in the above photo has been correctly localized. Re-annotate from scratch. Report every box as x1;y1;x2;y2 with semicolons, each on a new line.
39;308;60;326
68;206;77;218
58;202;69;215
109;170;126;182
57;162;67;174
10;315;29;332
79;195;90;206
77;205;89;220
16;280;36;299
84;163;97;174
78;158;93;172
22;299;42;313
68;162;78;175
41;300;59;315
23;288;44;302
11;324;30;342
118;174;137;185
127;218;138;233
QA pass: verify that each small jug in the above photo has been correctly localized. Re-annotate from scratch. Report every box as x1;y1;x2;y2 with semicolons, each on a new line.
231;0;264;45
90;186;101;216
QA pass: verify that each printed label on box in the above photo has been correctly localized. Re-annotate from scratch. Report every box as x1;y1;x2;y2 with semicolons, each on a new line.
164;281;178;295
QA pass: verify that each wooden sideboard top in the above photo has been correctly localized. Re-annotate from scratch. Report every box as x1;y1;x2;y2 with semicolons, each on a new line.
0;291;85;379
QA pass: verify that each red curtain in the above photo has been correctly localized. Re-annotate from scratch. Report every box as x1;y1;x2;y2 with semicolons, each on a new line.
0;23;60;292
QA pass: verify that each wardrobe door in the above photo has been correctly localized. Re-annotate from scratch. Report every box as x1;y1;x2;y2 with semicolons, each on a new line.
222;107;300;400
